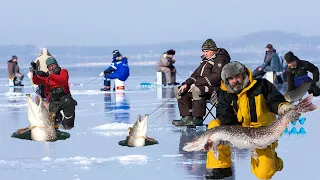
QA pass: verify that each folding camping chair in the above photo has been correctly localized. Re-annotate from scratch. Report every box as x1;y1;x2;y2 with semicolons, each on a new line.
204;91;218;120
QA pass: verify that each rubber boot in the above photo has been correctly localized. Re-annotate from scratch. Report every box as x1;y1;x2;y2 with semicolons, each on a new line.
205;167;232;179
186;117;204;128
172;116;193;126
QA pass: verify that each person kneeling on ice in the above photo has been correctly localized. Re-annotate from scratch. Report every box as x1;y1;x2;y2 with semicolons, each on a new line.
30;57;77;130
205;61;294;179
99;50;130;91
284;51;320;96
172;38;231;126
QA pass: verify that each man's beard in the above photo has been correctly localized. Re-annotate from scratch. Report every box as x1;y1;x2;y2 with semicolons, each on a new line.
231;81;244;93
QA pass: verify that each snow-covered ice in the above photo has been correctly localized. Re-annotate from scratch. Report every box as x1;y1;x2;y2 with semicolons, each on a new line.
0;65;319;180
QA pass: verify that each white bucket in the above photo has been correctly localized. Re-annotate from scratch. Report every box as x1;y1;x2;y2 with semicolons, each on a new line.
156;72;166;86
9;79;14;87
115;79;125;91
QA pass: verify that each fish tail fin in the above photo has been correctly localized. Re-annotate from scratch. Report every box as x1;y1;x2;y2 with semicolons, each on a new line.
182;133;210;152
295;94;318;113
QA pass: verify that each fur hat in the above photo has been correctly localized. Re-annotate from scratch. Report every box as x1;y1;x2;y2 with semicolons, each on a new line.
46;57;58;67
221;61;247;82
166;49;175;55
284;51;299;63
202;39;217;51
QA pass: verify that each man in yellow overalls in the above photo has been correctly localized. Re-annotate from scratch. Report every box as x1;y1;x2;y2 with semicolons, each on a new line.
205;61;295;179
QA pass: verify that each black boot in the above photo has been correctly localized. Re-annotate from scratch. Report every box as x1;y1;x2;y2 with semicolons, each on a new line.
205;167;232;179
172;116;193;126
100;86;110;91
192;117;204;126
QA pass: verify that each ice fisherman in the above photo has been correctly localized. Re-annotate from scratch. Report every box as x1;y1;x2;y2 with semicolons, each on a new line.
172;38;231;126
7;55;24;86
253;44;283;82
99;50;130;91
155;49;179;85
30;56;77;129
205;61;294;179
284;51;320;96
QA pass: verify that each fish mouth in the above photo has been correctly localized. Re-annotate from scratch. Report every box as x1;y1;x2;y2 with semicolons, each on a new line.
138;114;148;123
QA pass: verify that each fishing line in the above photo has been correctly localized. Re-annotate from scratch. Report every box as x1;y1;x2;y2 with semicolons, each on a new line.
147;70;188;117
151;100;178;123
147;93;178;117
176;71;186;81
72;76;101;86
26;44;35;93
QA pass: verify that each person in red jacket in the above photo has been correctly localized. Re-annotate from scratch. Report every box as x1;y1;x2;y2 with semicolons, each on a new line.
30;57;77;129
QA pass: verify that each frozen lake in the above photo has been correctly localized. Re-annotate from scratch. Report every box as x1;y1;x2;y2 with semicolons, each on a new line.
0;65;319;180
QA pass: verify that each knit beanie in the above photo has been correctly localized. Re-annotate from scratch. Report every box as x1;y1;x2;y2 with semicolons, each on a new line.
284;51;299;63
46;57;58;67
202;39;217;51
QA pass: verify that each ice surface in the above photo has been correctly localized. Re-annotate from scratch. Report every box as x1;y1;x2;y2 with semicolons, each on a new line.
0;65;319;180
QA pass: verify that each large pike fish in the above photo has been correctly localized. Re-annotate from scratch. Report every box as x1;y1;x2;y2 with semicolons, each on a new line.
127;114;148;147
182;94;317;159
284;82;311;103
24;94;57;141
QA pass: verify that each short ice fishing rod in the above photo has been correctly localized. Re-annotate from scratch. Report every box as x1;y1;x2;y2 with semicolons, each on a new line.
26;45;35;93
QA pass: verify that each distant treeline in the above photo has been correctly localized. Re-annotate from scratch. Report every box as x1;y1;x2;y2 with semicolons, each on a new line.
0;31;319;65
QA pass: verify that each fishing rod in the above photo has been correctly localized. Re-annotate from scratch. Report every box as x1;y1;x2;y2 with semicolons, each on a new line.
26;44;35;93
147;92;179;117
151;100;178;123
147;71;188;117
71;75;101;86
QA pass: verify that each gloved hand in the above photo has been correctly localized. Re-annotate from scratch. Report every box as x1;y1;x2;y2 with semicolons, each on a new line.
188;84;195;92
278;103;296;115
99;72;104;77
178;84;187;94
103;70;111;76
204;140;213;151
29;62;37;71
35;71;49;77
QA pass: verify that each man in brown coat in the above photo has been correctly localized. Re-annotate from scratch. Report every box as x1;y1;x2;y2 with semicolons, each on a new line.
7;55;24;86
172;39;231;126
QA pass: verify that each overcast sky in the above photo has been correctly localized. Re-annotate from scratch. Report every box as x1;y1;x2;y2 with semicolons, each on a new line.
0;0;318;46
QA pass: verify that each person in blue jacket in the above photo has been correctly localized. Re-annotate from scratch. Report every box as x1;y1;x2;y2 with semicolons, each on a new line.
99;50;130;91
